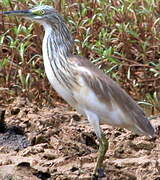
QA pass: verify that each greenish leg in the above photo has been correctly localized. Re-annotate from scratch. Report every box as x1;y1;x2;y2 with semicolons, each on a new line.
93;133;109;177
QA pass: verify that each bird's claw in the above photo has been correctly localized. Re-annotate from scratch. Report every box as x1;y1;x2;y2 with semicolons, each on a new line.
92;168;106;179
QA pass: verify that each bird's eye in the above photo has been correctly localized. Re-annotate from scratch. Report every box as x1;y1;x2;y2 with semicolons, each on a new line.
32;10;45;16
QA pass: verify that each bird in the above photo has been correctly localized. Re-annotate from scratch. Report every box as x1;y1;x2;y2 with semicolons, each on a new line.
2;5;155;178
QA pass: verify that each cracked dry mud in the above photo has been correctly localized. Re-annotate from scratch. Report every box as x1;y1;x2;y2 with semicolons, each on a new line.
0;97;160;180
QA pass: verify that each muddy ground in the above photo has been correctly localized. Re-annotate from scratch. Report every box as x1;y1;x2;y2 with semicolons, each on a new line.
0;97;160;180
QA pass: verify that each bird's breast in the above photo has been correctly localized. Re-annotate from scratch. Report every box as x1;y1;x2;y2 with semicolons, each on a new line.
42;46;77;107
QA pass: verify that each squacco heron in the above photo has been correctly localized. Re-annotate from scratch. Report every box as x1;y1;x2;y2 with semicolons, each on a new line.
2;5;155;178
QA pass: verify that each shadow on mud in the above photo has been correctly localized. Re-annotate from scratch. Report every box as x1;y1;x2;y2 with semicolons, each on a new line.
0;109;30;151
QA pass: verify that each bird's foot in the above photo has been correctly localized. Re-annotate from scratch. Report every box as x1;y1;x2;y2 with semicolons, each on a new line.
92;168;106;179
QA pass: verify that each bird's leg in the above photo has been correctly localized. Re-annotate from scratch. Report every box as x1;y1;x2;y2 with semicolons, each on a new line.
93;133;108;177
84;110;108;177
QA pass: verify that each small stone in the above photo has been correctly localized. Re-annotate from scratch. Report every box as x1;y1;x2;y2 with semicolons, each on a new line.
128;134;139;140
43;149;56;160
114;131;121;137
70;166;79;172
11;108;20;115
35;134;48;144
72;114;80;121
114;146;124;158
17;162;30;168
33;171;51;180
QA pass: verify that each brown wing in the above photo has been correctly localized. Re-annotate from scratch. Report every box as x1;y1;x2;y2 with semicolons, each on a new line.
70;55;155;137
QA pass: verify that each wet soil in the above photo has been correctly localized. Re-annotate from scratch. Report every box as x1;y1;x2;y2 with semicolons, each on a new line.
0;97;160;180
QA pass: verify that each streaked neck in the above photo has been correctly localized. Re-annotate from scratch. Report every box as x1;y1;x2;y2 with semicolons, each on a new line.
42;21;76;89
43;22;74;59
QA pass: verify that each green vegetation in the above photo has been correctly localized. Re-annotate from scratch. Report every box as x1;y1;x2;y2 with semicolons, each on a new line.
0;0;160;114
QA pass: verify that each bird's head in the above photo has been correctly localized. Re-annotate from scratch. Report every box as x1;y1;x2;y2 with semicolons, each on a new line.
2;5;62;25
2;5;74;52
